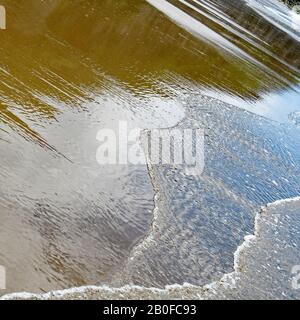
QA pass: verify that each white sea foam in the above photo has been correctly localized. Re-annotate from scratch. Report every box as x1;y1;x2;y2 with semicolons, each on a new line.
2;196;300;300
266;196;300;207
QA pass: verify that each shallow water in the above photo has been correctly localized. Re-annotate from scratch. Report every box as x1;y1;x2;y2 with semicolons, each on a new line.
4;197;300;300
0;0;300;297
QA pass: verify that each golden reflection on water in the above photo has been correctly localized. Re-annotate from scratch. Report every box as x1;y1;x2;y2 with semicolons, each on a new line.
1;0;299;135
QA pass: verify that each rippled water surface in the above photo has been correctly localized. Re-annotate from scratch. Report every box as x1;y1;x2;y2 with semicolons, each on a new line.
1;0;300;296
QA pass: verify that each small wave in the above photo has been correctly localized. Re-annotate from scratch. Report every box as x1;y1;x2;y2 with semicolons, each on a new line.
2;196;300;300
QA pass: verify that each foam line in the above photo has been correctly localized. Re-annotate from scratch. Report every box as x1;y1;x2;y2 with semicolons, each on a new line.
2;196;300;300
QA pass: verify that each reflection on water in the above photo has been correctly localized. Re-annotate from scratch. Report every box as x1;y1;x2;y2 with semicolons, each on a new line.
0;0;300;294
199;84;300;124
246;0;300;41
